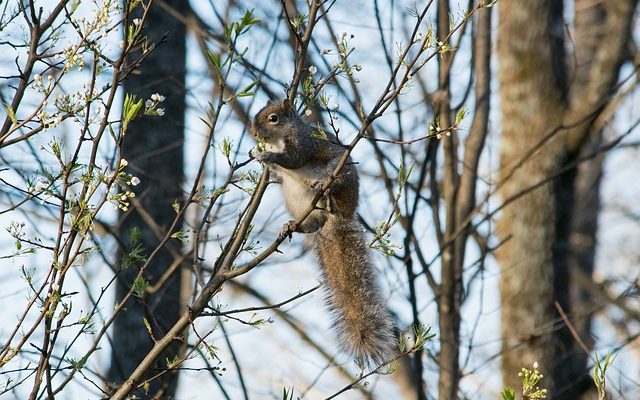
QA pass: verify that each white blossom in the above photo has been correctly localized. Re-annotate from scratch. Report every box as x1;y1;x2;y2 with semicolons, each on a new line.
156;108;165;116
130;177;140;186
51;115;62;127
308;66;317;75
151;93;165;102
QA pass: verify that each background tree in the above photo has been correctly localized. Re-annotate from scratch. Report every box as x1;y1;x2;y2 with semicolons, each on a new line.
107;0;188;397
497;0;638;397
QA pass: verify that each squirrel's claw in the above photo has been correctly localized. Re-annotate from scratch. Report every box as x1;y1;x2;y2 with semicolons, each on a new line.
278;220;297;241
249;147;261;160
311;180;334;213
251;148;273;163
311;180;324;193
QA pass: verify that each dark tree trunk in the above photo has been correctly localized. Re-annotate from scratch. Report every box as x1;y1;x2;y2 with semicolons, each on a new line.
108;0;187;397
552;132;604;399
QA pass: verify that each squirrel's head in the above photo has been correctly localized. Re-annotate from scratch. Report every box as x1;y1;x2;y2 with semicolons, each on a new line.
251;99;297;141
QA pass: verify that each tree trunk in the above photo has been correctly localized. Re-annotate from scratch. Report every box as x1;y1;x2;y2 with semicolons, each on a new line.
497;0;567;390
553;132;604;398
497;0;637;395
437;3;492;398
108;1;187;397
436;0;461;396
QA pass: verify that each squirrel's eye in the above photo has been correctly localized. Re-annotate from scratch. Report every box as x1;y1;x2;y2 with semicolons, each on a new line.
267;113;279;124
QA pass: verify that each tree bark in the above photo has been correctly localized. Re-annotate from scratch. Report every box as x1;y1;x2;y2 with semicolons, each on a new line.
497;0;637;395
436;0;461;396
497;1;567;390
108;1;187;397
553;132;604;398
434;2;493;398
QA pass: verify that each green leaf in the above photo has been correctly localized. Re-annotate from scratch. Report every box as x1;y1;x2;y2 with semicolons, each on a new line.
282;387;295;400
241;9;260;27
592;351;614;400
413;323;435;349
310;129;327;139
238;9;260;34
166;355;181;369
170;229;190;242
483;0;499;8
69;353;90;371
207;51;222;75
132;276;147;298
122;93;143;133
223;22;234;42
221;137;232;158
500;387;515;400
236;90;256;98
398;162;415;189
121;227;146;269
4;104;17;126
456;106;468;125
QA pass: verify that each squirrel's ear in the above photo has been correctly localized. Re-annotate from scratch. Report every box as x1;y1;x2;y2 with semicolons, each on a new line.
266;100;272;106
281;98;293;116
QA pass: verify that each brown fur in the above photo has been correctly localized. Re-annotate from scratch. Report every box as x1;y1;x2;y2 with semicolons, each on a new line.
316;216;396;366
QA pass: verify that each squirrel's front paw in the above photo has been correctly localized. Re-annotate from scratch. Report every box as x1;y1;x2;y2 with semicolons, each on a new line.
311;180;325;193
249;147;261;159
250;148;272;163
278;220;297;241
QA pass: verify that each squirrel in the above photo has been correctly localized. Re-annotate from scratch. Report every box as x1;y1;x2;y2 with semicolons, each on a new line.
249;99;396;367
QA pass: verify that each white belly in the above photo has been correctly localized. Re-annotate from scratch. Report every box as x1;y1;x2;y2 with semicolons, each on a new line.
280;170;316;219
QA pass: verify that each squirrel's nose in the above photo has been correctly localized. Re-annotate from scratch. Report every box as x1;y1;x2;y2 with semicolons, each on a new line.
250;125;258;138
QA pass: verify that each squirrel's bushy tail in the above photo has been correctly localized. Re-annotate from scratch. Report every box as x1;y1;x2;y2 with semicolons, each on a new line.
315;216;396;367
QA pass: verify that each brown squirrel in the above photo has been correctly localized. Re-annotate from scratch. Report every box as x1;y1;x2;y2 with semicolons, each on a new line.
250;99;396;366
